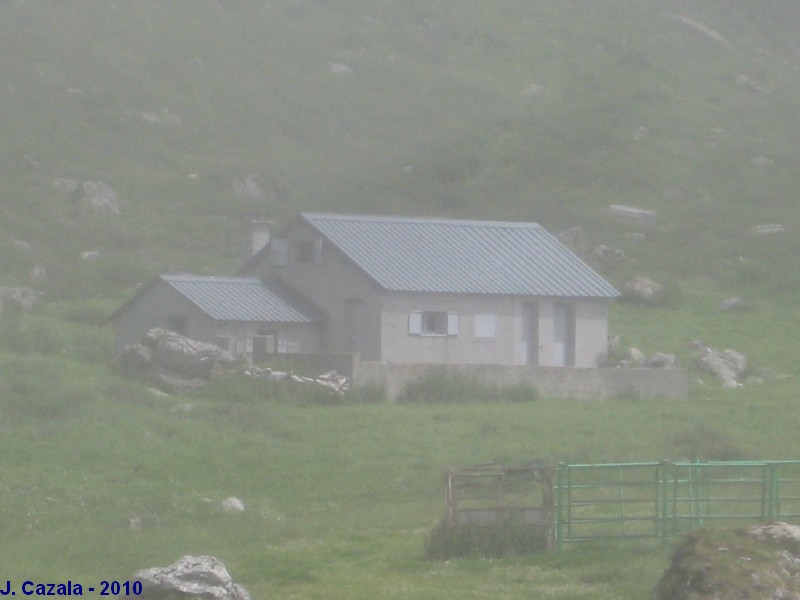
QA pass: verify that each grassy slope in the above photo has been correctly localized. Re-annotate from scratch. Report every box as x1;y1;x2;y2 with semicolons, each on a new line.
1;1;800;598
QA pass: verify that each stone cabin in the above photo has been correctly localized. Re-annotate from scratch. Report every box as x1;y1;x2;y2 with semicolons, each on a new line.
111;212;621;368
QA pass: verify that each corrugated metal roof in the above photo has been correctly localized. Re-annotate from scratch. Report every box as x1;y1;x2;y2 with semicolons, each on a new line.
162;275;322;323
301;212;620;297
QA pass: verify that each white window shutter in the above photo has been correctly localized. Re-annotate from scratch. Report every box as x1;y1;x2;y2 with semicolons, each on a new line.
408;311;422;335
447;312;459;336
312;237;323;264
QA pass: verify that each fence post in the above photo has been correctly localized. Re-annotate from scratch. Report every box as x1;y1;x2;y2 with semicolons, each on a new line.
555;462;565;551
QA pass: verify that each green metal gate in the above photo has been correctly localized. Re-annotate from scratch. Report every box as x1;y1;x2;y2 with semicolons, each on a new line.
555;460;800;548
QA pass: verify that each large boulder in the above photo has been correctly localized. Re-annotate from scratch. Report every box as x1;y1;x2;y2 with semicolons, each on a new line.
71;180;121;215
655;522;800;599
135;555;250;600
697;347;748;388
119;329;235;391
0;287;42;314
144;328;235;378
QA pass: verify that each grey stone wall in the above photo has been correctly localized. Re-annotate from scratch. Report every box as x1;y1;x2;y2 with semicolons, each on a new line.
353;362;688;401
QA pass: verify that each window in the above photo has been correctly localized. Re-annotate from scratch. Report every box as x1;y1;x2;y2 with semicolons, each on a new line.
474;314;496;339
293;238;322;263
409;311;458;336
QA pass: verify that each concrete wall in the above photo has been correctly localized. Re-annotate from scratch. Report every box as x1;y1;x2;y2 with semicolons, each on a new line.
354;362;688;401
112;280;321;359
380;294;610;368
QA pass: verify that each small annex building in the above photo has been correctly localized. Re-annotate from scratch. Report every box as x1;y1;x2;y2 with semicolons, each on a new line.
110;274;324;359
112;212;622;370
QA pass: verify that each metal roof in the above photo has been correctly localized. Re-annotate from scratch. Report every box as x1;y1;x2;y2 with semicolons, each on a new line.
162;275;322;323
301;212;620;297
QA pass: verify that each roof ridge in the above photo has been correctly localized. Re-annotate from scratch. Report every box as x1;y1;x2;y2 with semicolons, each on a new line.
301;211;543;229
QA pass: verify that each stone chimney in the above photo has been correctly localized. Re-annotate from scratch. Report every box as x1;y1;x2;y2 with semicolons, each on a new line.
241;218;273;264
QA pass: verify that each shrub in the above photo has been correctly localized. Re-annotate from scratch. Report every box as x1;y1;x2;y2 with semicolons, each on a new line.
425;519;550;559
397;368;538;404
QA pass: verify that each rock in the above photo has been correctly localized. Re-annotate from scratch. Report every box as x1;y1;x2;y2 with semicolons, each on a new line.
13;239;34;252
221;497;245;513
29;264;47;281
624;276;663;301
522;83;544;96
328;61;354;75
232;176;264;200
626;347;646;364
144;328;235;378
81;250;100;261
0;287;42;313
697;347;747;389
751;223;785;236
54;178;80;194
607;204;657;225
120;329;235;391
655;523;800;600
667;13;733;51
71;181;121;215
644;353;677;369
592;244;625;261
719;297;746;311
134;555;250;600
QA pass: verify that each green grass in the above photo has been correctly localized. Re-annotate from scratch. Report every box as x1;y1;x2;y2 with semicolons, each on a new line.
0;2;800;597
1;346;799;598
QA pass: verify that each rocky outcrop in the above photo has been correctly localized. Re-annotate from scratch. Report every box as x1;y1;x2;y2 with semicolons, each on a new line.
623;276;663;301
0;287;42;314
696;345;748;389
135;555;250;600
655;522;800;599
70;180;121;215
119;328;235;391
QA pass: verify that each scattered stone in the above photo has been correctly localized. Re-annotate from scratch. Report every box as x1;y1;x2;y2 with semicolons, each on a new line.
592;244;625;261
232;176;264;200
29;264;47;281
624;276;663;301
328;61;354;75
667;13;733;51
696;345;748;389
134;555;251;600
751;224;785;235
522;83;544;96
13;239;34;252
644;353;677;369
751;154;771;167
81;250;100;261
138;108;181;126
736;74;770;95
71;181;121;215
221;497;245;513
719;296;747;311
119;329;235;392
626;347;646;364
53;178;80;194
0;287;42;313
607;204;657;225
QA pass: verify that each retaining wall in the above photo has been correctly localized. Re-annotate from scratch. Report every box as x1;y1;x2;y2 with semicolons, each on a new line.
354;362;688;401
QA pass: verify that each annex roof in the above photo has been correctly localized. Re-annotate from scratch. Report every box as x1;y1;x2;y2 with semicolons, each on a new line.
300;212;620;297
160;275;322;323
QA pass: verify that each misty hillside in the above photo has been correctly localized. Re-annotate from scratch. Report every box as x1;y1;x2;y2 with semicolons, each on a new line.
1;0;799;302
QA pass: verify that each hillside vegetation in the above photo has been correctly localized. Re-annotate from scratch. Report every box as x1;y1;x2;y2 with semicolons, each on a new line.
1;1;799;598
